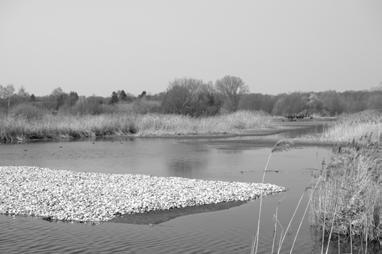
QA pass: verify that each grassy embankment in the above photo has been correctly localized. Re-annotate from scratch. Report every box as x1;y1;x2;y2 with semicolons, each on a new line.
306;111;381;251
296;110;382;145
0;111;273;143
311;143;381;251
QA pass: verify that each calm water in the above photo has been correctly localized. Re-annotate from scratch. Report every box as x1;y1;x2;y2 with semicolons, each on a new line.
0;126;360;254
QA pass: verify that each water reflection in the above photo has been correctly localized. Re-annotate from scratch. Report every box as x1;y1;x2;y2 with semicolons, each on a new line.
111;201;246;225
168;160;206;178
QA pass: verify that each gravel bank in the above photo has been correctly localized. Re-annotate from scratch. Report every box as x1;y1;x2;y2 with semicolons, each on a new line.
0;166;285;222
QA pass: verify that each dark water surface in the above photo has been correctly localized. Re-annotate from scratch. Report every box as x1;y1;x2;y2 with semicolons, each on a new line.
0;126;356;254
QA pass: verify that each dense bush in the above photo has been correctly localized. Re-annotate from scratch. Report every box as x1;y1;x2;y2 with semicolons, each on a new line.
161;78;222;116
238;93;276;113
2;79;382;118
69;96;113;115
111;99;161;114
272;93;309;115
10;103;47;120
131;99;161;114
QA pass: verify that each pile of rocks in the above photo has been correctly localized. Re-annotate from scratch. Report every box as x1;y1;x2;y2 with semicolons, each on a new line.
0;166;285;222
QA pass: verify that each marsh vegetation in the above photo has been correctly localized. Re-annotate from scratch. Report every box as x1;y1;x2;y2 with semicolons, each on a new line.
311;142;381;253
0;111;273;143
250;112;381;253
308;112;381;251
295;110;382;145
1;76;382;144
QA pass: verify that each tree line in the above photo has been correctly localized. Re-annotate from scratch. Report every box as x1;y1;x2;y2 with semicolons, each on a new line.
1;75;382;118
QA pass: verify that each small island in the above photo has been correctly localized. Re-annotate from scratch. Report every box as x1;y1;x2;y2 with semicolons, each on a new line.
0;166;285;222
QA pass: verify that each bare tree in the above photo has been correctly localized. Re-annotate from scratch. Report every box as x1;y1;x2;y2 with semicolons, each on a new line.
0;84;15;114
215;75;248;112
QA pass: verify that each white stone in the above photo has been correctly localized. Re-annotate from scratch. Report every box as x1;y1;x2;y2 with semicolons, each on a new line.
0;166;285;222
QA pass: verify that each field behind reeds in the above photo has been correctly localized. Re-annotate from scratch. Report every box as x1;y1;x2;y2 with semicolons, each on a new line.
0;111;273;143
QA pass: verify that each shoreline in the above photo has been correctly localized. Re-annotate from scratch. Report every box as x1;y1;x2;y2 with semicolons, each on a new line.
0;118;334;144
0;166;285;223
110;200;247;225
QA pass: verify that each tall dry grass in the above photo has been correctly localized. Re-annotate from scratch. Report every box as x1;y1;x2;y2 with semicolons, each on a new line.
0;114;138;142
251;140;294;254
297;110;382;145
311;142;382;251
0;111;273;143
136;111;272;136
250;131;381;253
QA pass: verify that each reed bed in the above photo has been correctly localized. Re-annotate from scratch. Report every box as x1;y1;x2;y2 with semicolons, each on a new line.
0;114;137;143
0;111;273;143
251;132;381;253
311;142;382;250
135;111;272;136
296;110;382;145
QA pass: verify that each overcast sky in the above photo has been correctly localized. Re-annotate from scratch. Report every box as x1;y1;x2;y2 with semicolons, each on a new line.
1;0;381;96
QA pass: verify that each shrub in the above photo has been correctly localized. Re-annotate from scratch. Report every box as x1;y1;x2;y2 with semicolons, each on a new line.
162;79;222;116
10;103;47;120
70;97;112;115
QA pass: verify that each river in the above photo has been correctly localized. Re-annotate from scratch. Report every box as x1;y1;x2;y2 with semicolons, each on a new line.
0;124;352;254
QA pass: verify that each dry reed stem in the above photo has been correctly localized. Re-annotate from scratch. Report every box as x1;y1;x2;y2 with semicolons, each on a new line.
271;207;279;254
289;177;322;254
252;152;272;254
253;140;293;254
321;187;327;254
325;182;338;254
365;215;368;254
276;218;285;253
277;191;305;254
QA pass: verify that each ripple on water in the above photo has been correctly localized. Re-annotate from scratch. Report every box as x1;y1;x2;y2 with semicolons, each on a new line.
0;140;338;254
0;211;321;254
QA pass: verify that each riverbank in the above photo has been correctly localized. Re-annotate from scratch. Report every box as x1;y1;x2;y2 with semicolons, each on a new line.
288;111;382;249
294;110;382;145
0;111;278;143
310;142;382;248
0;166;285;223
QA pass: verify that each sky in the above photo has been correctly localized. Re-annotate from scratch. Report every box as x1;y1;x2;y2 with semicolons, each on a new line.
0;0;382;96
